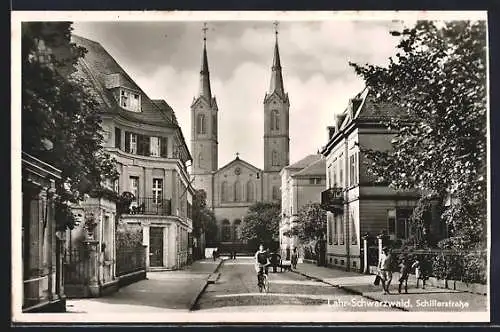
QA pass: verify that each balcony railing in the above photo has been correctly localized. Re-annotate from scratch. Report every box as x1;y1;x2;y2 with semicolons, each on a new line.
321;187;344;213
127;197;172;216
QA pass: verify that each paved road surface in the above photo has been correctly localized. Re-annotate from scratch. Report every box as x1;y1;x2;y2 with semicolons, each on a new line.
193;257;398;313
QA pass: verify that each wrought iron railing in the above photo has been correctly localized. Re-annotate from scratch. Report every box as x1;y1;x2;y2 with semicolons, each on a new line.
127;197;172;216
320;187;344;213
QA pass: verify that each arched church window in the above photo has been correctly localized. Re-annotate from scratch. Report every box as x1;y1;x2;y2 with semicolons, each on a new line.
197;114;206;134
246;181;254;202
233;219;242;241
212;114;217;136
221;219;231;241
272;186;280;201
198;152;203;168
272;150;279;166
221;181;228;202
234;181;242;202
271;110;280;131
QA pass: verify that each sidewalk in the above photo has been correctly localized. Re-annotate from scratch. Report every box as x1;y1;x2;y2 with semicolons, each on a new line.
66;258;223;313
292;263;488;312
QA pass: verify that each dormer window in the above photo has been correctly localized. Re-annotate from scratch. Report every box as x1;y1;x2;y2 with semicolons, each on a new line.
120;89;141;112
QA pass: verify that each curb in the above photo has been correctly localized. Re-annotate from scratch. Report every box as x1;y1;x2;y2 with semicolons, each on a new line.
292;269;408;312
188;259;225;311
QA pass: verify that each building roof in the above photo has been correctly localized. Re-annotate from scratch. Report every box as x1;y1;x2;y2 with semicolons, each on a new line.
285;154;322;170
292;158;326;178
321;87;406;155
71;34;177;128
217;155;262;174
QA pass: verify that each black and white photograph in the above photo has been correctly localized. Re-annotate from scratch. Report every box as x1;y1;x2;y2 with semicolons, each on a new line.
12;10;490;323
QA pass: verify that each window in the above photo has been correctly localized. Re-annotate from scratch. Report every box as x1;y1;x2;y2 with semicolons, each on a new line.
113;178;119;193
234;181;241;202
160;137;168;157
349;153;358;186
271;110;280;131
272;186;280;201
152;179;163;204
115;127;121;149
198;153;203;169
221;181;228;202
221;219;231;241
272;151;279;166
328;215;333;245
197;114;206;134
338;158;343;187
125;132;137;154
339;216;344;245
246;181;254;202
350;211;357;245
120;89;141;112
333;215;338;245
212;114;217;136
233;219;242;241
309;178;321;185
136;134;150;156
150;137;160;157
388;208;412;239
129;176;139;199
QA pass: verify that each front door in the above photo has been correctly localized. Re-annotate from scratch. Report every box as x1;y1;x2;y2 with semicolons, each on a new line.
149;227;164;267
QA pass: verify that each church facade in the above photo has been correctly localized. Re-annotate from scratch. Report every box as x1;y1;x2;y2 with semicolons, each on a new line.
190;29;290;246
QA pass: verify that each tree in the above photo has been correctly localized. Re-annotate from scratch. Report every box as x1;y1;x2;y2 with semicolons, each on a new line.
284;203;327;243
349;20;487;251
22;22;118;231
192;189;218;245
241;201;280;249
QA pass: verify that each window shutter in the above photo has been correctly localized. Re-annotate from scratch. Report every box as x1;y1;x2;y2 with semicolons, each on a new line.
124;131;130;153
144;134;150;156
115;127;121;149
160;137;168;157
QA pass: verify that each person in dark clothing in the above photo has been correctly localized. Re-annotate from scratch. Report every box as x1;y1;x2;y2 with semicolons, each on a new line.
270;251;281;273
291;248;298;270
398;256;411;294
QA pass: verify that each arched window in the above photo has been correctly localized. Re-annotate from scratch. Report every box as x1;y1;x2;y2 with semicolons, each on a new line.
233;219;242;241
234;181;241;202
246;181;254;202
221;181;228;202
272;151;279;166
197;114;206;134
272;186;280;201
212;114;217;136
198;152;203;168
271;110;280;131
221;219;231;241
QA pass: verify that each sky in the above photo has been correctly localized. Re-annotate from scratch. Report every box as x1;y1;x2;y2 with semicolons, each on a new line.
72;18;408;169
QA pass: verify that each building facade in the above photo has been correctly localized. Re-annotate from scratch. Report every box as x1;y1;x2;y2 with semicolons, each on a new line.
320;88;447;272
279;154;326;259
72;35;194;271
190;29;290;248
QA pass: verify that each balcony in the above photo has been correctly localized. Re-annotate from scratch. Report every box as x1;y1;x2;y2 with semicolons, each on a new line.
126;197;172;216
321;187;344;213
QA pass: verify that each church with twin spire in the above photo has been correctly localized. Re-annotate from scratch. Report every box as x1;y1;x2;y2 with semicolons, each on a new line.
190;24;290;244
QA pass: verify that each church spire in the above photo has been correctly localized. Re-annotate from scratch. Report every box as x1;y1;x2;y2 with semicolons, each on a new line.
269;21;285;96
199;23;212;101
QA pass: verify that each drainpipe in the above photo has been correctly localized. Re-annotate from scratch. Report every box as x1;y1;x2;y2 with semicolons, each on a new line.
344;135;350;271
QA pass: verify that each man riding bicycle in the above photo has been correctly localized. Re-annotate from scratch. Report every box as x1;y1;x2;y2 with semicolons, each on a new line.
254;244;270;288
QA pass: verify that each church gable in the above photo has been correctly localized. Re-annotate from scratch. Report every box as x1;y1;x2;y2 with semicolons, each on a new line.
216;158;261;177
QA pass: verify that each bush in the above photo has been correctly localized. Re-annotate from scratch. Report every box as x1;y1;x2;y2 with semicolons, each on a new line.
116;223;143;250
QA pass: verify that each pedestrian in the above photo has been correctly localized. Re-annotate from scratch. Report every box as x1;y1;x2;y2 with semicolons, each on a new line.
213;247;218;261
378;247;393;295
291;247;298;270
412;258;426;289
398;256;411;294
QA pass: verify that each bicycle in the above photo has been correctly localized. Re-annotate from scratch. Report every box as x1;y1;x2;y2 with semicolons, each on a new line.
257;264;270;293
